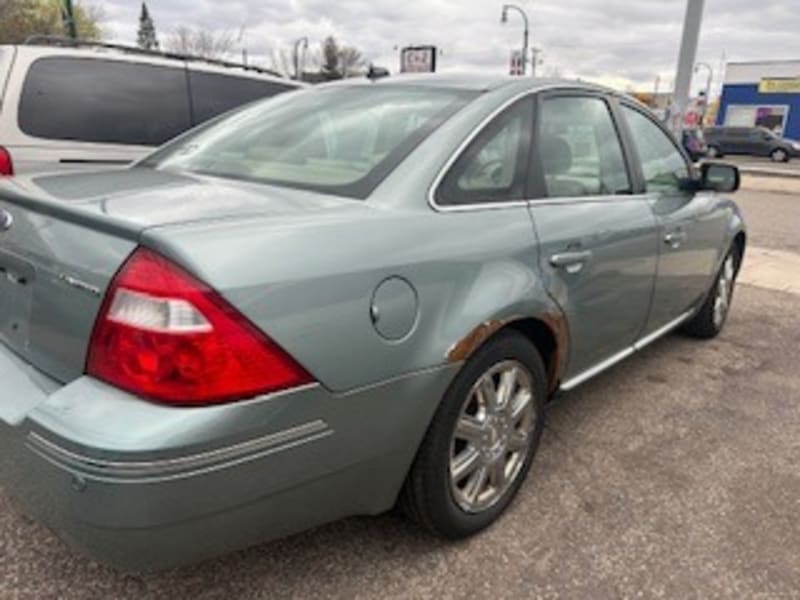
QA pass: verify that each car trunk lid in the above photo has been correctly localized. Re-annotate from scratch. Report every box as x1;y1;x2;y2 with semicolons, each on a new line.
0;167;356;383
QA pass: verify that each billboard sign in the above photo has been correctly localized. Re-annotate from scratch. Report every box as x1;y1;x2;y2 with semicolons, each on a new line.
400;46;437;73
759;78;800;94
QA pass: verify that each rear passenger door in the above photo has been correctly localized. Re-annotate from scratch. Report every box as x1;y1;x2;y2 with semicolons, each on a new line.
527;93;659;383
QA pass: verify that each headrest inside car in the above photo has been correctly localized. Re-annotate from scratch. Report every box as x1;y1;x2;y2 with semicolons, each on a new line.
540;134;572;175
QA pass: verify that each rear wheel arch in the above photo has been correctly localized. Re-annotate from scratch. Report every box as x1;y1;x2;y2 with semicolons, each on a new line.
447;315;567;396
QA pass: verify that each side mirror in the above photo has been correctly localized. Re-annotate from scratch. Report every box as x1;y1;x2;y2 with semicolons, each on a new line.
700;162;740;193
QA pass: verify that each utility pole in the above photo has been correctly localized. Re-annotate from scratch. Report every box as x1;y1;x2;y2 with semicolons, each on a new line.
653;75;661;107
501;4;530;76
293;37;309;81
530;47;542;77
62;0;78;39
670;0;706;134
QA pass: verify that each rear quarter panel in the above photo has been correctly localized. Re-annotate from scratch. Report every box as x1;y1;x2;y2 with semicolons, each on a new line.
143;204;559;392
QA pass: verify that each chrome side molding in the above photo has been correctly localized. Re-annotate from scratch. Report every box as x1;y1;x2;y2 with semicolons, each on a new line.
559;310;694;392
27;419;332;481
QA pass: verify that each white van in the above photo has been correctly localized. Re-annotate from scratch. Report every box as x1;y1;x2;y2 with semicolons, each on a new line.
0;39;302;175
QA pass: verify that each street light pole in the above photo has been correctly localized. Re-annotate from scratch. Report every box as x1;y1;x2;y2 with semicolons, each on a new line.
293;37;308;81
695;61;713;126
501;4;529;76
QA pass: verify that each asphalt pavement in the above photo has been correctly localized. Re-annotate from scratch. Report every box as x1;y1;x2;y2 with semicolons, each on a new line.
1;185;799;599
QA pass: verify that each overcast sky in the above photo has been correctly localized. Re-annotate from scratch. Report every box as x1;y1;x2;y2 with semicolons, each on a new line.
100;0;800;94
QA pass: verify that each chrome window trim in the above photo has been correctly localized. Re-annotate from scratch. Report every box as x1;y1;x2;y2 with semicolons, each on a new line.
428;89;537;213
427;90;653;213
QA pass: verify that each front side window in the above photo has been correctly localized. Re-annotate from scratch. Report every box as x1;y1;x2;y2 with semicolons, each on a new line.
19;57;191;146
148;86;475;199
538;96;631;198
622;105;689;194
436;97;533;205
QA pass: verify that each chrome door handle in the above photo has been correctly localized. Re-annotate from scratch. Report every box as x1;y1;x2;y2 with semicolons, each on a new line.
549;250;593;274
664;230;687;248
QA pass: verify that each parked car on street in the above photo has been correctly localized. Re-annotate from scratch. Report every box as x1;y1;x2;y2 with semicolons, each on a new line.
704;125;800;162
0;37;301;175
0;75;745;571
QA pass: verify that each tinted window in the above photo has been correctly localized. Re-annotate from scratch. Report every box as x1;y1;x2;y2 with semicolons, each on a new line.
436;98;533;205
188;70;296;123
622;105;689;194
19;57;191;146
148;86;474;199
539;96;630;198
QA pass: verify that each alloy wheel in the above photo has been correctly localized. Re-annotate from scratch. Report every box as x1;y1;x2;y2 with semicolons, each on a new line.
772;149;787;162
713;254;736;328
449;360;538;513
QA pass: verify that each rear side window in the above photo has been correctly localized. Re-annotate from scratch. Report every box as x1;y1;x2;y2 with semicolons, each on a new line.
436;97;533;206
188;71;296;123
622;105;689;194
538;95;631;198
18;57;191;145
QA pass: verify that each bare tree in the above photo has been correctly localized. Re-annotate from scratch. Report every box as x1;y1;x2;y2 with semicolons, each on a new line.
338;45;365;78
165;26;235;59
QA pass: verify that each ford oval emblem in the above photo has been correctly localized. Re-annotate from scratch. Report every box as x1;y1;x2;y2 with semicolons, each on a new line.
0;209;12;232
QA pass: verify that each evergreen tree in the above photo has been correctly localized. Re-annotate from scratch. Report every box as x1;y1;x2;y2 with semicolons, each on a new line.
136;2;159;51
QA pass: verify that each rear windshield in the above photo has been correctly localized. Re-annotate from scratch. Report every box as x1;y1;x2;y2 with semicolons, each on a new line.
144;85;477;198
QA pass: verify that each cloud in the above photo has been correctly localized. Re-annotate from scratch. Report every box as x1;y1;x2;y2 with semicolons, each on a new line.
99;0;800;92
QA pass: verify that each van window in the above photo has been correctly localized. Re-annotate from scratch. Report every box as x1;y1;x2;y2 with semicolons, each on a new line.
188;70;296;123
18;57;191;146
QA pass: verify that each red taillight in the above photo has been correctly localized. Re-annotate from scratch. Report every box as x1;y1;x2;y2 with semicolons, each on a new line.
86;247;313;405
0;146;13;176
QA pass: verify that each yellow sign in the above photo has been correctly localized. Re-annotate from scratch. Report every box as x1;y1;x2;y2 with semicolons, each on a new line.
759;78;800;93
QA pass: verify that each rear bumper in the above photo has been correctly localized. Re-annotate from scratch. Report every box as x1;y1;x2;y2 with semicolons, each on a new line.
0;342;458;571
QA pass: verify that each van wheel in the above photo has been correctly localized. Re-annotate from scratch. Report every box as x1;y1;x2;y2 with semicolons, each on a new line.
682;248;738;339
401;331;546;538
771;148;789;162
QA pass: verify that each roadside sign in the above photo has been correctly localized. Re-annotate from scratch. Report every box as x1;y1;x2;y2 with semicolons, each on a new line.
400;46;437;73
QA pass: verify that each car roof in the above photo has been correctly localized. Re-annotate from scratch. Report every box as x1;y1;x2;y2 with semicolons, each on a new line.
336;72;620;96
4;38;294;84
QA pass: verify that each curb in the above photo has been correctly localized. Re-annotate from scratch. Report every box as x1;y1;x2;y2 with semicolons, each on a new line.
738;167;800;180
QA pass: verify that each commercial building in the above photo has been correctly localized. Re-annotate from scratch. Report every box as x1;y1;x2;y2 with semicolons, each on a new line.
717;60;800;138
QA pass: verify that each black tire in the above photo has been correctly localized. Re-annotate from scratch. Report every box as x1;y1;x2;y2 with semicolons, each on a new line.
401;330;546;539
707;145;723;159
682;246;740;339
770;148;789;163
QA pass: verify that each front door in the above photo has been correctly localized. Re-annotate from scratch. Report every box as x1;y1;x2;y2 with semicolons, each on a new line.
528;94;659;381
619;104;727;334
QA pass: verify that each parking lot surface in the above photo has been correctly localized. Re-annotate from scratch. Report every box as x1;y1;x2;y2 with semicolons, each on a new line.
1;187;799;599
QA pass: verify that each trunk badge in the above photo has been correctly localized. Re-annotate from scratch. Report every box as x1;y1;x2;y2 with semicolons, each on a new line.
0;209;12;232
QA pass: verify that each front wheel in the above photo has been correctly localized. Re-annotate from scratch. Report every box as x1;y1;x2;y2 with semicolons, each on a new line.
401;330;546;538
771;148;789;163
682;249;738;338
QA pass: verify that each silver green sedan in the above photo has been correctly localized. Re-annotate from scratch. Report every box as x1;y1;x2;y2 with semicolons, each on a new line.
0;75;745;570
